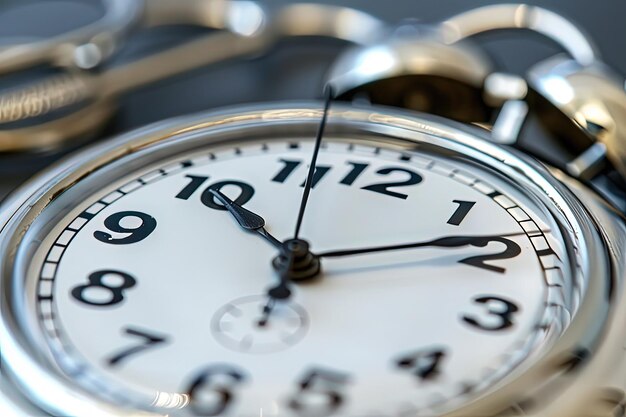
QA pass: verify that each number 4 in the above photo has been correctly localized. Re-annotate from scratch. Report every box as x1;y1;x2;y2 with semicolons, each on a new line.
395;347;447;381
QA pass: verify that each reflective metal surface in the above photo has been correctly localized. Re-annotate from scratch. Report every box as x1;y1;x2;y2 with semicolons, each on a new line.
0;0;143;73
0;102;623;416
528;55;626;180
442;3;599;65
0;3;386;152
0;0;271;75
0;2;625;416
0;31;268;152
272;3;385;44
326;31;493;122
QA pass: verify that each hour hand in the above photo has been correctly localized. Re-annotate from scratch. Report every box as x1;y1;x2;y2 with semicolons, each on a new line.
209;189;282;249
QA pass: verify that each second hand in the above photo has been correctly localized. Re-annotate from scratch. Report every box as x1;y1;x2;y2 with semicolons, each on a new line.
262;86;333;325
292;84;334;240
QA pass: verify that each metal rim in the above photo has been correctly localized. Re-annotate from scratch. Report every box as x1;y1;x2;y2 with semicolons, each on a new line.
0;102;615;416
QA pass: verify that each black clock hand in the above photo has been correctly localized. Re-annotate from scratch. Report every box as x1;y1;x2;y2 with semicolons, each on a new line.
293;85;333;239
214;87;334;312
317;234;523;258
256;298;276;327
209;189;282;249
210;188;299;303
258;247;295;327
264;86;332;284
267;250;295;300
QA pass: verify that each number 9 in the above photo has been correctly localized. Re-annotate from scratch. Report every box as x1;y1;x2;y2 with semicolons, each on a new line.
94;211;157;245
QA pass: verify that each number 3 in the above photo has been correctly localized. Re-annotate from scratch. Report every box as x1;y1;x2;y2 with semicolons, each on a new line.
462;295;520;331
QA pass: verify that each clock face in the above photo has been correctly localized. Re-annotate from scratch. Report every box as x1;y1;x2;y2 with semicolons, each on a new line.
24;135;571;417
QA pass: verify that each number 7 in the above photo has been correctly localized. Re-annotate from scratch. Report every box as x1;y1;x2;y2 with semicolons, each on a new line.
106;327;168;367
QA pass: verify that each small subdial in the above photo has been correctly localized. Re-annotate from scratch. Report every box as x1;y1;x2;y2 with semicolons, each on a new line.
211;295;309;354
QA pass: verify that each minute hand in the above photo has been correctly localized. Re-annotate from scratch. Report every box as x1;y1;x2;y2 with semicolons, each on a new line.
317;234;522;260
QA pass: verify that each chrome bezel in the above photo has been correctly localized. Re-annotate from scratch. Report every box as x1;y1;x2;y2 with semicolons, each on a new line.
0;102;621;417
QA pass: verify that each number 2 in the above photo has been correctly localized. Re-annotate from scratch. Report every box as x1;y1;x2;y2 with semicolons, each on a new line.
272;159;423;200
361;167;423;200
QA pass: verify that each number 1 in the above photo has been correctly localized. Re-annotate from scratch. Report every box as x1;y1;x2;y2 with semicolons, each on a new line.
176;175;209;200
447;200;475;226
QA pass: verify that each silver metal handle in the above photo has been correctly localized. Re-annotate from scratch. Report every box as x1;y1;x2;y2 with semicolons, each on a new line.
0;0;144;73
442;3;599;65
0;3;386;152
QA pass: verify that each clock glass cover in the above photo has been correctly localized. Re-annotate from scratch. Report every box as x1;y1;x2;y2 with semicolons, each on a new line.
3;107;585;417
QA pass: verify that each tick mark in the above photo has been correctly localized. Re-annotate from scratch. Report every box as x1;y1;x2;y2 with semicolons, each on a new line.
78;211;95;220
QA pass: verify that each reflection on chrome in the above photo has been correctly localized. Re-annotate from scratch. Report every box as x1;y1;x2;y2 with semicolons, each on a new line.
258;400;281;417
227;1;266;37
353;46;396;77
539;75;575;105
151;391;190;409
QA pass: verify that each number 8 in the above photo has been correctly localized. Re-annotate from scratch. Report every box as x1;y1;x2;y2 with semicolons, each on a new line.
71;270;137;307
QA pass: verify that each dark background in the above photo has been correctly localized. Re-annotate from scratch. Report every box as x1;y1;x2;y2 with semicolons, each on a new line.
0;0;625;199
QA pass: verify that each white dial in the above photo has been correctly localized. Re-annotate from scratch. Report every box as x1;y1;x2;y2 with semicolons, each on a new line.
29;137;569;417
